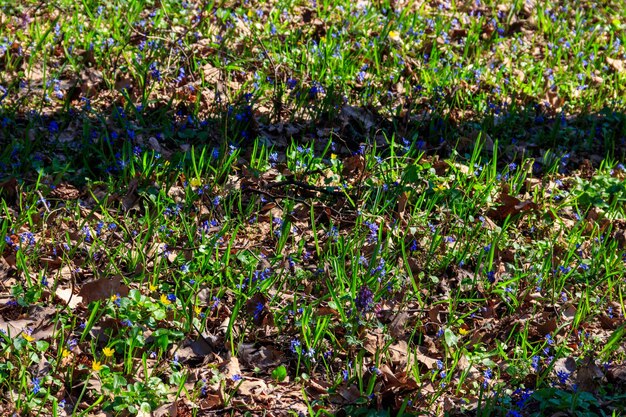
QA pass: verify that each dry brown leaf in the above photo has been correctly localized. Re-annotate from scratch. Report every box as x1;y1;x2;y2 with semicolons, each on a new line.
362;329;384;355
238;344;283;372
606;57;624;73
153;402;178;417
175;336;214;362
553;357;577;379
219;356;242;380
0;319;34;336
199;394;222;411
388;341;409;368
121;178;140;212
342;155;365;180
575;355;604;393
237;378;270;396
341;105;375;131
389;311;409;338
245;292;274;327
0;177;18;204
334;384;361;404
56;287;82;309
487;192;537;222
78;275;128;304
414;346;439;369
534;316;557;336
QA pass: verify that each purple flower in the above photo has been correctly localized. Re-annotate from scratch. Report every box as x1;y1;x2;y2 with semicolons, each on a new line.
32;377;41;394
149;62;161;81
231;374;242;382
67;339;78;351
355;285;374;313
253;302;264;321
556;370;570;384
290;338;301;354
48;121;59;133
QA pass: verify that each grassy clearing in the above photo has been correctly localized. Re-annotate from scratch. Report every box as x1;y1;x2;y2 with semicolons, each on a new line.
0;0;625;416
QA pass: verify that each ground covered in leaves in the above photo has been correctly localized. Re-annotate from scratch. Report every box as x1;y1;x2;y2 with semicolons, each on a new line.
0;0;626;416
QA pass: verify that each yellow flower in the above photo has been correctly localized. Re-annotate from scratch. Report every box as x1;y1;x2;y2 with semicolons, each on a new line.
388;30;403;45
459;327;470;336
149;283;157;292
110;293;120;303
102;347;114;357
194;305;202;315
190;177;202;188
62;349;71;358
23;334;34;342
330;153;337;160
434;184;447;192
92;360;104;372
160;294;171;305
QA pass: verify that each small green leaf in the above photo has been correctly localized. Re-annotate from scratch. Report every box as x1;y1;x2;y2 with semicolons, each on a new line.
153;308;166;321
35;340;49;352
444;328;458;348
271;365;287;382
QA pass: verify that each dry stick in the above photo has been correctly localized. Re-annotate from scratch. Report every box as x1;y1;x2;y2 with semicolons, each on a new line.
35;190;51;214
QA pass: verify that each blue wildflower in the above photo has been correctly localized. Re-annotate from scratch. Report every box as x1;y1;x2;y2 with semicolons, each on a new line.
32;377;41;394
355;285;374;313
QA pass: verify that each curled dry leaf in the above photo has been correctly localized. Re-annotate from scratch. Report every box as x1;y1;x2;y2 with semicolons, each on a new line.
238;378;270;397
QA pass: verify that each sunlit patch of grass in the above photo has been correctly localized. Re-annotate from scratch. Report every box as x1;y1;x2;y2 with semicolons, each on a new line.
0;0;625;415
